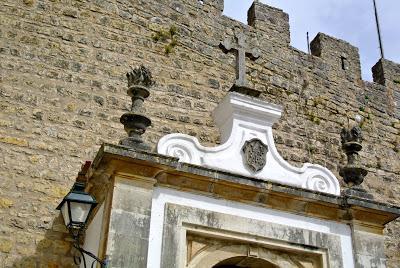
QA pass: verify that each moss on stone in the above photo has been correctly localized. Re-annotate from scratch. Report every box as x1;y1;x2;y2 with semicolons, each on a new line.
152;25;178;55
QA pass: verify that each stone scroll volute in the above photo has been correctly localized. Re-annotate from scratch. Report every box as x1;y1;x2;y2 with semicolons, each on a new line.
158;92;340;196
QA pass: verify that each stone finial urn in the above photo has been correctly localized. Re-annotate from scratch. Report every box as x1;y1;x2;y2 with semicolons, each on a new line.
339;126;368;186
119;65;154;151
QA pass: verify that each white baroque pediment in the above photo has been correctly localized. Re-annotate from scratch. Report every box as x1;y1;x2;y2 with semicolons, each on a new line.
157;92;340;196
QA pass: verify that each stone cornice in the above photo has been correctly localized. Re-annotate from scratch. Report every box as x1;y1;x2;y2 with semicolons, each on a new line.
88;143;400;231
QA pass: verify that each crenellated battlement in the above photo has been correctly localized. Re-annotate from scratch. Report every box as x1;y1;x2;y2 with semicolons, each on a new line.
247;1;290;45
373;59;400;117
218;0;398;115
311;33;362;82
200;0;224;14
218;0;397;90
373;59;400;86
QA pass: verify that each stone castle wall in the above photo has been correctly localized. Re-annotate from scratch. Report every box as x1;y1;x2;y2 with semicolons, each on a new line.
0;0;399;266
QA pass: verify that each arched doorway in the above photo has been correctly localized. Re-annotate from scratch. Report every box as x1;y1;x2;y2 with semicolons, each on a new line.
187;243;319;268
213;256;279;268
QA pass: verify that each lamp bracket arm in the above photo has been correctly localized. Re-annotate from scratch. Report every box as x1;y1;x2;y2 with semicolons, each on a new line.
73;243;109;268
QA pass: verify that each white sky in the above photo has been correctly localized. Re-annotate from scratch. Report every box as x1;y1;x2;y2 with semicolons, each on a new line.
223;0;399;81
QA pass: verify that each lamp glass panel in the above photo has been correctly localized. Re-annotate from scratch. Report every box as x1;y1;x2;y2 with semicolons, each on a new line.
70;202;92;224
60;202;71;227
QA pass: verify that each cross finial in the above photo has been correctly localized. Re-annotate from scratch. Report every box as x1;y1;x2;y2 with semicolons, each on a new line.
220;31;261;97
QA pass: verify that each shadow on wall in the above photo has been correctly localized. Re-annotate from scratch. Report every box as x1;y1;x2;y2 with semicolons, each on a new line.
10;215;76;268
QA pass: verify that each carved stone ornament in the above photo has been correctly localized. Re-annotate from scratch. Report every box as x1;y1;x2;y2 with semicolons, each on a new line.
157;92;341;196
127;65;155;88
339;126;368;186
242;139;268;173
220;30;262;97
119;65;154;151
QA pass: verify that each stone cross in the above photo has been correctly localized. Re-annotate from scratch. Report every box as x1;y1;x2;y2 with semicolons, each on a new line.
220;31;261;96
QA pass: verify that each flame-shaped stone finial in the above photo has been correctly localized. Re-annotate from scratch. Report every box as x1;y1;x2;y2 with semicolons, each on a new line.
119;65;154;151
340;126;368;186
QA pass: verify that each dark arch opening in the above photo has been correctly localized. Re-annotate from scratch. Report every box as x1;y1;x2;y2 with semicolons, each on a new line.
213;256;279;268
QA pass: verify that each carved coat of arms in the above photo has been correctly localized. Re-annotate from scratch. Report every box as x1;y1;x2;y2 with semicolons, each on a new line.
242;139;268;173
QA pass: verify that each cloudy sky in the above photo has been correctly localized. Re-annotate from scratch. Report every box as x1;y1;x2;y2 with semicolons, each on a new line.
224;0;399;81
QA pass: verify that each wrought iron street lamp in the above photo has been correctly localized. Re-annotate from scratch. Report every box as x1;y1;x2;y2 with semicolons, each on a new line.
57;182;108;268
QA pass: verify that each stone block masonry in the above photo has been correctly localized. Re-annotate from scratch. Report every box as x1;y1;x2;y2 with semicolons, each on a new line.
0;0;399;267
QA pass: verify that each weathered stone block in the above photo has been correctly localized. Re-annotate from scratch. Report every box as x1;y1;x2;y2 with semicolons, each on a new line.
106;178;155;268
0;136;29;147
0;238;13;253
0;198;14;209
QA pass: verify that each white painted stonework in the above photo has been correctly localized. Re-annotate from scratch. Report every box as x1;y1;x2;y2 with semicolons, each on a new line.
147;188;354;267
81;203;104;268
158;92;340;196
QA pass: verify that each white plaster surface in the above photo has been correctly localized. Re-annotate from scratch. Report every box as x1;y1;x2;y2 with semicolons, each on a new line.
147;187;355;268
157;92;340;196
81;203;104;268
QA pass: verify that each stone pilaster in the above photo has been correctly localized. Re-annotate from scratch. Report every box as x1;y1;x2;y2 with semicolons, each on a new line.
351;224;387;268
105;174;156;268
